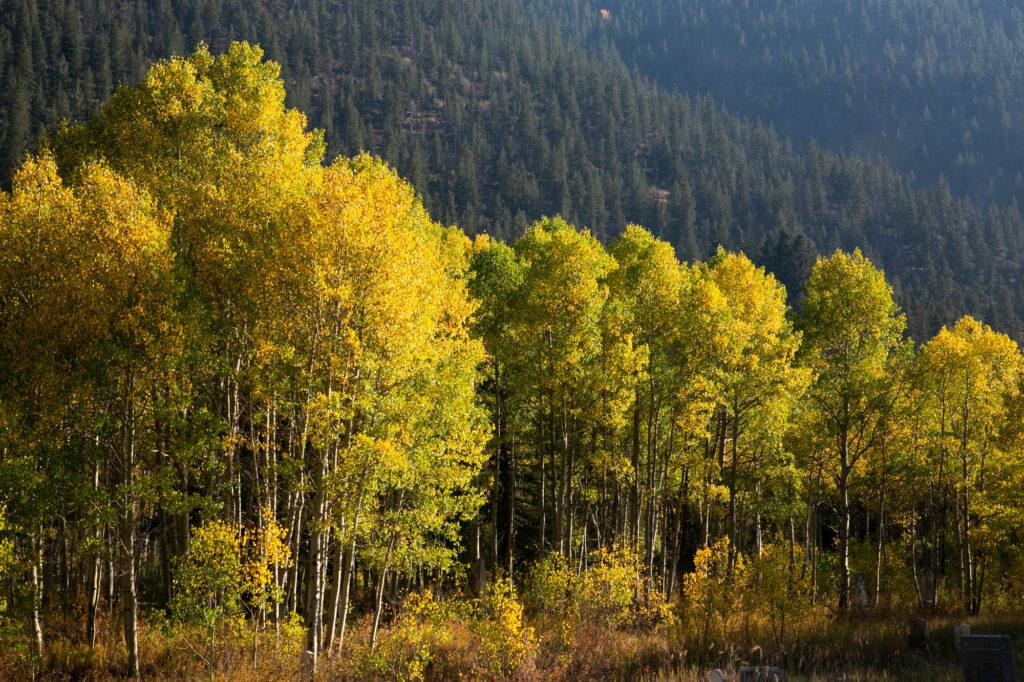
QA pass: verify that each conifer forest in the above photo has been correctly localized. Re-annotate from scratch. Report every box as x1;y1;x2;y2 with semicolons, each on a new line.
1;1;1024;679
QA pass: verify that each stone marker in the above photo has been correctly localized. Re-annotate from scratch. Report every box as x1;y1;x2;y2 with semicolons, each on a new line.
472;557;487;597
708;669;727;682
300;649;315;679
919;575;936;612
908;615;929;649
954;622;972;652
738;665;786;681
961;634;1016;682
855;573;869;609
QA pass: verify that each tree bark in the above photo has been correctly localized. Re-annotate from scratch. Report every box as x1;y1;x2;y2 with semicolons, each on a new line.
87;459;102;649
118;379;140;678
330;533;357;654
874;492;885;607
303;467;328;672
31;530;44;664
838;435;852;611
370;568;388;648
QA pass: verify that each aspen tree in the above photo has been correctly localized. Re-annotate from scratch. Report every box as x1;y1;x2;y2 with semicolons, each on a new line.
799;249;905;610
0;156;175;675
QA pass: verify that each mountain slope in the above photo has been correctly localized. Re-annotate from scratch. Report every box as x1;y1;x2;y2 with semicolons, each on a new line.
549;0;1024;208
2;0;1023;339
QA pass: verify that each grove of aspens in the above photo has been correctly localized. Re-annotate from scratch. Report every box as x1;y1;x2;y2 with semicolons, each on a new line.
2;3;1024;681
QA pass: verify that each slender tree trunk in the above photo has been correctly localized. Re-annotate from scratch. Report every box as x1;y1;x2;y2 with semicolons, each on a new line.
324;523;346;653
631;393;641;551
811;500;819;605
644;385;658;581
370;568;388;648
540;420;546;551
668;504;682;598
728;402;740;573
837;420;852;611
87;459;102;649
493;365;503;571
668;467;688;598
159;507;172;608
119;379;140;678
370;493;404;649
507;438;516;576
910;495;923;606
31;530;44;664
973;557;986;615
875;492;885;607
332;533;357;654
932;403;948;610
87;547;101;649
960;435;975;614
304;474;327;671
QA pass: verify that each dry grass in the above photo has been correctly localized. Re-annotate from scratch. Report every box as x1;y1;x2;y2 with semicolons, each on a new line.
7;605;1024;680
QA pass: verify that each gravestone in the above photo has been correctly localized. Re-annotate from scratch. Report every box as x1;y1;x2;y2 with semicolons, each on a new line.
472;557;487;597
961;634;1016;682
855;573;869;609
908;616;929;649
954;623;972;652
300;650;315;679
738;665;786;682
707;670;727;682
919;575;936;612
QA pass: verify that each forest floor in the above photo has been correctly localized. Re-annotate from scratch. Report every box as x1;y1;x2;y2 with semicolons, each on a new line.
14;609;1024;679
643;612;1024;682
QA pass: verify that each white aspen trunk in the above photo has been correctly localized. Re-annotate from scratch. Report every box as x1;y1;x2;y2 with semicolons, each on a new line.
303;468;328;673
332;532;358;654
324;522;346;652
87;458;102;649
119;383;140;678
31;531;43;663
370;567;388;648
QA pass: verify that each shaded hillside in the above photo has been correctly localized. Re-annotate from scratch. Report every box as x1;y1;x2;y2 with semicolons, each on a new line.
2;0;1024;339
554;0;1024;208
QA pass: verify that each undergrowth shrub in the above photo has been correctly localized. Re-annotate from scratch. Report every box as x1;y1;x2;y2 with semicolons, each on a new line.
169;513;291;673
678;537;834;669
529;547;674;632
681;537;746;651
525;544;677;678
360;582;535;681
746;542;819;647
579;547;675;631
361;590;454;681
474;579;537;678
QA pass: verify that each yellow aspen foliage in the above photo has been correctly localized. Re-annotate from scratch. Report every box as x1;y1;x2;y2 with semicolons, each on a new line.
682;537;748;647
171;515;291;654
526;547;674;633
38;41;490;663
241;507;291;616
55;42;322;322
918;315;1022;612
171;519;247;628
474;580;537;678
294;155;487;573
745;542;818;646
0;154;173;380
798;249;906;609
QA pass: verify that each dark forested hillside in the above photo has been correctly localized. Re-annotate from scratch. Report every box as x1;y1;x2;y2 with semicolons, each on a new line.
555;0;1024;208
3;0;1024;339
